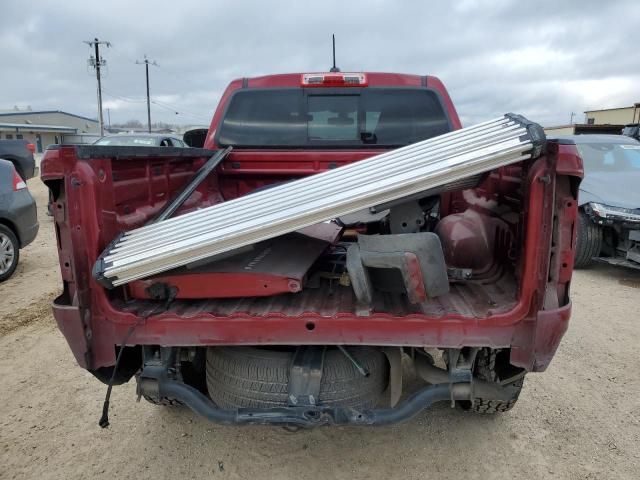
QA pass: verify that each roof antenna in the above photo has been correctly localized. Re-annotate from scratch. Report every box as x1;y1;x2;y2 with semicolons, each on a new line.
330;34;340;72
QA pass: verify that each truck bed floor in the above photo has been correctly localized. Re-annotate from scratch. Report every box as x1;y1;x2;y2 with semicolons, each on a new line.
116;273;517;319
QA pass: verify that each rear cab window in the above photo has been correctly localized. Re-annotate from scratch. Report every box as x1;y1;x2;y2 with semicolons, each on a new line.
217;87;451;148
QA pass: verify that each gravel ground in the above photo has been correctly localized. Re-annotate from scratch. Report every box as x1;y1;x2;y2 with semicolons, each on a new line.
0;179;639;480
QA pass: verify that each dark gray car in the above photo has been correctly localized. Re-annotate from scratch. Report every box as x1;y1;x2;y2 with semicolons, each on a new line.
0;159;39;281
0;139;37;180
555;135;640;269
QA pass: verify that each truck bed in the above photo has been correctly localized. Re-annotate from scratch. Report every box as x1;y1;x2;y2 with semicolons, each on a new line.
116;272;517;319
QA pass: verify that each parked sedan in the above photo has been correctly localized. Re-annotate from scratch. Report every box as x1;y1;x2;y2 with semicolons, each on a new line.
0;159;39;281
93;133;188;147
555;135;640;269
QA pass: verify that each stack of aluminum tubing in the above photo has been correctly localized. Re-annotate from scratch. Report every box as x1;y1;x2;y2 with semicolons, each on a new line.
94;113;545;287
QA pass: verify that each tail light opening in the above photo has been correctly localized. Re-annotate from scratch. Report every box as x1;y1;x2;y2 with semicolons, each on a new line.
12;167;27;191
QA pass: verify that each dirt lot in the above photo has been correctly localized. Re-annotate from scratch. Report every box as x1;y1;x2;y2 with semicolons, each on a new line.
1;179;639;480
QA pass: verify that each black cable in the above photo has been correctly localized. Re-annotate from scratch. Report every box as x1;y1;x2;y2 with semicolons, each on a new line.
98;290;178;428
98;317;145;428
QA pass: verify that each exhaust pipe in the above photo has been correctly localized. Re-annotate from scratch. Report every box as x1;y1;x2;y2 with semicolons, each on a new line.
413;353;519;402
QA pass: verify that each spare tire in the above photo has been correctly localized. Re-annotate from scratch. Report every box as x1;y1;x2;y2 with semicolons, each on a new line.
206;346;388;409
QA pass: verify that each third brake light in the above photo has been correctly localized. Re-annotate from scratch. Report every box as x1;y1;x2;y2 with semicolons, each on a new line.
301;73;368;87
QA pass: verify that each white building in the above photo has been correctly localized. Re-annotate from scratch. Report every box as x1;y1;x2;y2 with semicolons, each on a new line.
0;110;99;153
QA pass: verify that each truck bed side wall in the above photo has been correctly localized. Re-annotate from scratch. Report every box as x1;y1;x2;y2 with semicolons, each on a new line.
41;141;582;372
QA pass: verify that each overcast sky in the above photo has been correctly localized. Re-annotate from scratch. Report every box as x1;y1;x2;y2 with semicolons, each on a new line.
1;0;638;128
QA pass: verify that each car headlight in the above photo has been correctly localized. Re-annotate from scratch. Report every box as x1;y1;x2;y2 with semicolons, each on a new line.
589;203;640;223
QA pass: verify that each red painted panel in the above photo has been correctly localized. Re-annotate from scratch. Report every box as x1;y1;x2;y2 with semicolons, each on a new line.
40;69;583;375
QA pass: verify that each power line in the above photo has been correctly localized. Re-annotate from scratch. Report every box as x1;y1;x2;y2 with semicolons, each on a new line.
151;101;210;122
136;55;157;133
150;100;178;115
102;67;213;124
102;87;210;122
104;46;137;66
101;87;147;103
104;46;211;124
84;38;111;136
150;99;211;121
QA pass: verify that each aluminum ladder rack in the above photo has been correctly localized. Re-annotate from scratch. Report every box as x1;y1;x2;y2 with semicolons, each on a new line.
94;113;545;287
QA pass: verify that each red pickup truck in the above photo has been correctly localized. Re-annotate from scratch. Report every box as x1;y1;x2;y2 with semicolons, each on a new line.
41;72;582;427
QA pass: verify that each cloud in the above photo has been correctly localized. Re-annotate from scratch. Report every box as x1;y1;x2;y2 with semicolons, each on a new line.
0;0;638;127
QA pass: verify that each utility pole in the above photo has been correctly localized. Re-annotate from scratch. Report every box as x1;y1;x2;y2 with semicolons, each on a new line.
570;112;575;125
136;55;157;133
106;108;111;129
84;38;111;136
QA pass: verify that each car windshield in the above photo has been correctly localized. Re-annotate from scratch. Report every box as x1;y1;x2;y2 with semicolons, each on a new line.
94;136;158;146
576;142;640;172
217;88;450;148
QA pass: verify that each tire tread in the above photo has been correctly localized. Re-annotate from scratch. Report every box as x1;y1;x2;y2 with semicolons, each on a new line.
206;347;388;409
0;224;19;282
575;211;603;268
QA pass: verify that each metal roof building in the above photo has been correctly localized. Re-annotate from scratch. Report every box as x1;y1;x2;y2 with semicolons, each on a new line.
545;102;640;137
0;110;99;153
584;103;640;125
